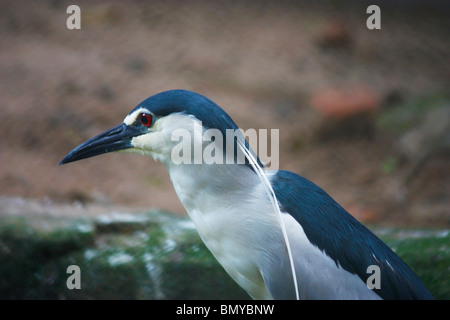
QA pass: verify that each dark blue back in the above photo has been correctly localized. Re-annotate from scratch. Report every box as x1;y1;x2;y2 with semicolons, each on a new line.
272;170;434;300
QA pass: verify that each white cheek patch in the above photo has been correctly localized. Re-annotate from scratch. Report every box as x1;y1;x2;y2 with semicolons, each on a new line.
126;113;202;163
131;132;166;152
123;108;149;126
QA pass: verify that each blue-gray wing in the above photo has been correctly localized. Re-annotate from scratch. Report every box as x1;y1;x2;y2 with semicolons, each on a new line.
270;170;434;300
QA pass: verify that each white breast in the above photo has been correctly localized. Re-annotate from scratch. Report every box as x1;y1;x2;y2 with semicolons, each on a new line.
167;163;381;300
168;163;282;299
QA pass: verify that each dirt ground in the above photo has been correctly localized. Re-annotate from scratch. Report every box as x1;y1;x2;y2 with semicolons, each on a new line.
0;1;449;227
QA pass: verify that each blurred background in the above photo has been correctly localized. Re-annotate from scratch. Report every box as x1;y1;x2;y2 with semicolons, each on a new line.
0;0;449;299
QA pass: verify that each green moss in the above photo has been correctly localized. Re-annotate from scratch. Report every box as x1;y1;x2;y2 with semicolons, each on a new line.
1;212;447;300
378;229;450;300
160;258;250;300
0;216;95;299
62;248;155;299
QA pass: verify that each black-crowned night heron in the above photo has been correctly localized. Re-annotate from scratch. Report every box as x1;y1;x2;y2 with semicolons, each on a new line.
60;89;433;300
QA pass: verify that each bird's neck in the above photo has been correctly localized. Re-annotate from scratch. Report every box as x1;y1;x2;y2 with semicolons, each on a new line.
166;163;261;213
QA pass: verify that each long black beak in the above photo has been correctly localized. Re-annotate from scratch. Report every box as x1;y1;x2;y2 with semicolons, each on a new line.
59;123;141;165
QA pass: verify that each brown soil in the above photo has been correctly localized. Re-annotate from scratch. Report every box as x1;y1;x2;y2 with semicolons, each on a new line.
0;1;448;227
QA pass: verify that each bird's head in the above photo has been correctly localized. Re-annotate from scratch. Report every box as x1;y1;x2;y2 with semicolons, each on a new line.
60;90;261;169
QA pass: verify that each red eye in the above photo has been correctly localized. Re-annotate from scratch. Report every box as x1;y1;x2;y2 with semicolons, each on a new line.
140;113;153;127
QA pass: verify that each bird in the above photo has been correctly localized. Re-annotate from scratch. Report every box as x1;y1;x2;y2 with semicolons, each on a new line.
60;89;433;300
